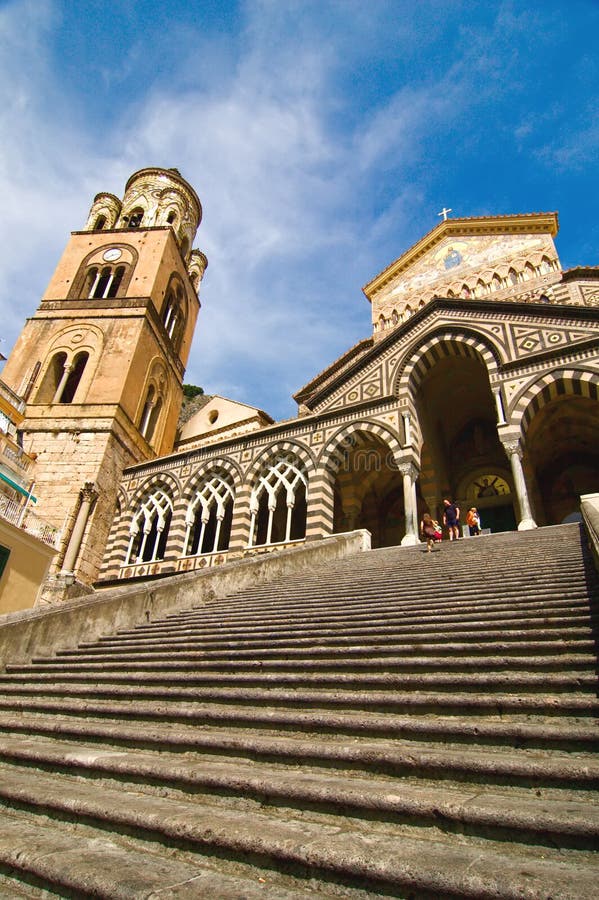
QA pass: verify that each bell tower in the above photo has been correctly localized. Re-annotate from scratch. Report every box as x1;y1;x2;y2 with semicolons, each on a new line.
1;167;208;598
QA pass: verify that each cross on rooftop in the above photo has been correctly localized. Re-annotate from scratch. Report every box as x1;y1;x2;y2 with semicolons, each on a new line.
438;207;452;221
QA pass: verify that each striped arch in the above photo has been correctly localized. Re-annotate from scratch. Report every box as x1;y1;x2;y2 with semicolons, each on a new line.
510;368;599;437
181;456;243;502
100;485;132;579
124;481;176;566
127;471;182;511
228;441;315;550
179;458;243;556
393;328;502;399
244;440;316;483
318;420;403;478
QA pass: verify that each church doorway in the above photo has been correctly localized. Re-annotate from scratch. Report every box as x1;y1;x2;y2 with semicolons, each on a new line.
523;391;599;525
413;348;516;531
332;431;405;548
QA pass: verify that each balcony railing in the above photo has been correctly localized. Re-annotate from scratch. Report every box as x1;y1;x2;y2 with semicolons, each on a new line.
0;494;61;549
0;431;35;476
0;380;26;415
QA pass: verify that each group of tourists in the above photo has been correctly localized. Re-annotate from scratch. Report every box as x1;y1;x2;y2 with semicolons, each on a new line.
420;500;482;552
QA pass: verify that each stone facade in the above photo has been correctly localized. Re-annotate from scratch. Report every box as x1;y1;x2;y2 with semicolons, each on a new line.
98;208;598;585
1;168;208;600
2;172;598;598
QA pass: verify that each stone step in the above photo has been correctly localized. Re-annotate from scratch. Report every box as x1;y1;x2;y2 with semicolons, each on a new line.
26;628;597;668
97;597;597;640
8;639;597;675
0;760;596;899
82;608;598;648
0;803;319;899
68;617;597;657
1;713;596;780
0;690;597;729
0;734;596;851
201;578;595;609
1;670;597;699
2;652;596;681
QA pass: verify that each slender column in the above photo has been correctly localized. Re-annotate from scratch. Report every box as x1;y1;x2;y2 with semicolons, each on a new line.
52;362;73;403
402;413;412;446
494;388;507;426
139;399;155;438
61;482;98;575
285;501;294;542
503;439;537;530
398;462;420;546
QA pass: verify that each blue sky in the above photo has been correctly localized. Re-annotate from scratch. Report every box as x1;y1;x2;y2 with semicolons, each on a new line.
0;0;597;420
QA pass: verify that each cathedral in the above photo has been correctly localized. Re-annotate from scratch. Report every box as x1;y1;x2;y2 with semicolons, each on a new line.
0;167;597;606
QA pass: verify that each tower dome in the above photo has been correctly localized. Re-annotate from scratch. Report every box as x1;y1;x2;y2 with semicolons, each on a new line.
83;192;122;232
115;167;203;262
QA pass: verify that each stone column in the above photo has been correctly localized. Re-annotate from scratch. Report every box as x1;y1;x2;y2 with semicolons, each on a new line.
502;439;537;531
398;461;420;546
61;482;98;575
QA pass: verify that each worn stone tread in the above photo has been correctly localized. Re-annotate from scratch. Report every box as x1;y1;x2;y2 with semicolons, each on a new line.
0;735;596;846
0;714;596;786
0;807;318;899
0;767;596;900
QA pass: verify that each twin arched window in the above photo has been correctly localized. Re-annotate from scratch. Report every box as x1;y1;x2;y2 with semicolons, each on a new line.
125;489;172;564
85;265;126;300
249;455;307;547
184;473;235;556
139;385;163;445
37;350;89;404
162;282;186;351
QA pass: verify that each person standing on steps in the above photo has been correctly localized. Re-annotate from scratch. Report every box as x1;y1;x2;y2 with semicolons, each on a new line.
420;512;442;552
466;507;481;536
443;498;461;541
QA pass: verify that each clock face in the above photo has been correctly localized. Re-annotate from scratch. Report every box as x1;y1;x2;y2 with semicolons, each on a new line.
103;248;122;262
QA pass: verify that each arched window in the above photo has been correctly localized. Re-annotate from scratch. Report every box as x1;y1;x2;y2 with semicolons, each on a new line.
249;455;308;547
539;294;551;304
126;208;144;228
461;284;471;298
391;309;399;326
508;268;518;285
184;474;235;556
58;351;89;403
94;215;107;230
540;257;553;274
125;489;173;564
36;352;67;403
162;284;186;350
36;350;89;404
139;385;163;445
491;274;502;291
86;265;126;300
167;210;177;225
523;262;535;281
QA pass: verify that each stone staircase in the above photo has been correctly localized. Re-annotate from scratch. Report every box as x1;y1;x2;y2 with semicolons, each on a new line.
0;523;597;898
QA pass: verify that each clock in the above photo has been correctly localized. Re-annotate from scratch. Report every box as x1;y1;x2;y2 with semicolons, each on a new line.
103;248;122;262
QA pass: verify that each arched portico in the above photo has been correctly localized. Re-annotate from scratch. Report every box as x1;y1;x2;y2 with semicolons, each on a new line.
402;332;517;532
320;423;409;548
516;371;599;524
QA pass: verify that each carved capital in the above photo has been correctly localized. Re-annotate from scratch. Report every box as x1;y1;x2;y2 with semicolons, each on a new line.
501;438;522;458
80;482;98;504
397;461;419;480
